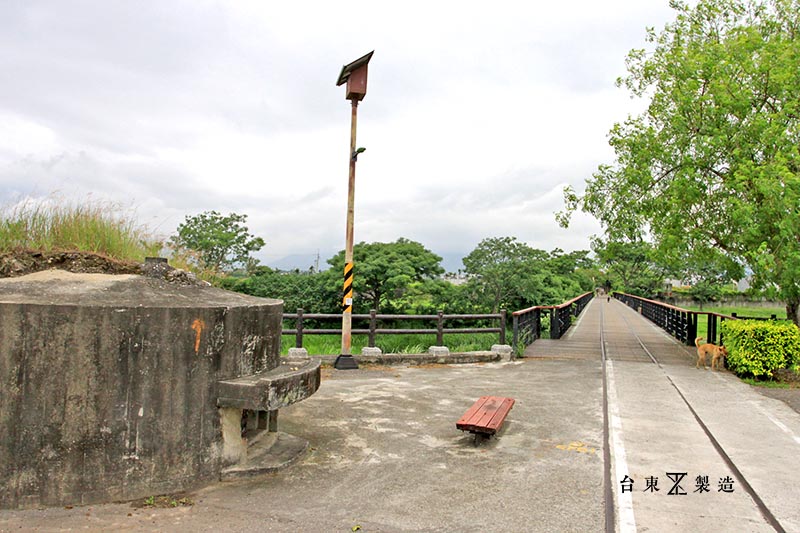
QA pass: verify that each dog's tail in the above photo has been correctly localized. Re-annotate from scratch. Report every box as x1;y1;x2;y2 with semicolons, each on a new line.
695;336;704;348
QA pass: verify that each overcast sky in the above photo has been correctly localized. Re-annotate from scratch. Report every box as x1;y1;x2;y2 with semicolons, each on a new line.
0;1;679;271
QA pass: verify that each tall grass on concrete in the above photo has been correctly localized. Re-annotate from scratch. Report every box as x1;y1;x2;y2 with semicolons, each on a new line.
0;197;162;262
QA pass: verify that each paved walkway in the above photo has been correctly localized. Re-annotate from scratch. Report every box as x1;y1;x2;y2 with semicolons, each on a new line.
1;298;798;532
528;298;800;533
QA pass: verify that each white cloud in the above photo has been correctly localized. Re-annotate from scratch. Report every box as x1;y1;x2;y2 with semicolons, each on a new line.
0;0;676;268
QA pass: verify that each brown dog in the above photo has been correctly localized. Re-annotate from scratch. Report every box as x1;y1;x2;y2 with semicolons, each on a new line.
695;337;728;370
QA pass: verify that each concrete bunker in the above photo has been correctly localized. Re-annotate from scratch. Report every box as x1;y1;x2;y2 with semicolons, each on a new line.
0;268;320;509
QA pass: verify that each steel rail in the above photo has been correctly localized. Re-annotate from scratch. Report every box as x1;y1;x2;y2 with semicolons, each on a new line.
611;304;786;533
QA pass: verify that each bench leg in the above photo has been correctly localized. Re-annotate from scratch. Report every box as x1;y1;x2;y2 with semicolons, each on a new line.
245;409;259;433
472;432;491;445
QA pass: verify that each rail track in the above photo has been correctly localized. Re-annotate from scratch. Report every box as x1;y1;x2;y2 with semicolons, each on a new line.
599;301;787;533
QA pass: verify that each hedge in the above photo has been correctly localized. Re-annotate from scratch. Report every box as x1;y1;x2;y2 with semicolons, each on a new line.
720;320;800;378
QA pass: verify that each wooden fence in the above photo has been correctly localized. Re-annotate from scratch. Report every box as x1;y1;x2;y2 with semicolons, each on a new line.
283;309;507;348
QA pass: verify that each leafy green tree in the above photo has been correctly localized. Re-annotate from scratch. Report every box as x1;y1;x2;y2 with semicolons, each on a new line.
388;278;475;315
548;249;599;293
687;280;724;309
591;237;668;296
219;266;338;313
427;279;488;314
462;237;540;313
170;211;265;274
327;238;444;313
461;237;591;312
560;0;800;325
676;249;741;306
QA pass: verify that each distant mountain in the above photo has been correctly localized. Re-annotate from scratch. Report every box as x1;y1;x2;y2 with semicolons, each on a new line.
265;253;326;272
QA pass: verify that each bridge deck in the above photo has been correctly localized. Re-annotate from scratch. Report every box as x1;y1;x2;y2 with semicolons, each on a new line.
523;297;800;532
524;297;696;366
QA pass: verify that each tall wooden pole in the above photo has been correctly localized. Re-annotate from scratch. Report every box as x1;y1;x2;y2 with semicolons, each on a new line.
335;98;359;369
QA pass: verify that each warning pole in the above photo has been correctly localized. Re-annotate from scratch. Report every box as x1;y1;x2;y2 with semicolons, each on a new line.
333;51;372;370
334;98;359;370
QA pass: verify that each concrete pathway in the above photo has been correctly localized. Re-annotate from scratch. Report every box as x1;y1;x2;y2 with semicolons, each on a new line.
0;361;607;532
529;298;800;532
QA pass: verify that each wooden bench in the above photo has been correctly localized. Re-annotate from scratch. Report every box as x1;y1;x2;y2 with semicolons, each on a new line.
456;396;515;437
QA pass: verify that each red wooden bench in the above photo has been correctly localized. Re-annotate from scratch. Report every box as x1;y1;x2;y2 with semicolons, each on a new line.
456;396;515;437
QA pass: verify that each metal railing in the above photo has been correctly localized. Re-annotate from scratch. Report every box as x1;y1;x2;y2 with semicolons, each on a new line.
614;292;699;344
611;292;784;345
283;309;507;348
511;292;594;350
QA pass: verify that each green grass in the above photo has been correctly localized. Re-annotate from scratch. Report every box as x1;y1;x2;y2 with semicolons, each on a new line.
0;197;162;261
281;332;506;356
740;377;792;389
683;305;786;320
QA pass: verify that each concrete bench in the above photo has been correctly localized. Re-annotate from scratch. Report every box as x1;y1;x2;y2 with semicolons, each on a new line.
456;396;515;437
217;357;321;433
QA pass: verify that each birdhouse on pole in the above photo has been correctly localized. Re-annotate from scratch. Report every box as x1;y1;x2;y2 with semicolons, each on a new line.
336;50;373;101
334;50;373;371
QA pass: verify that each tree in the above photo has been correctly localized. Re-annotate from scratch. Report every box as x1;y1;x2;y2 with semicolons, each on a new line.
170;211;265;274
462;237;539;313
590;237;668;296
548;249;600;293
461;237;590;312
560;0;800;325
219;266;338;313
326;238;444;313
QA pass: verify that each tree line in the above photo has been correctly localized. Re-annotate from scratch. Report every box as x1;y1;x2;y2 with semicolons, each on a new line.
169;210;762;315
216;236;599;315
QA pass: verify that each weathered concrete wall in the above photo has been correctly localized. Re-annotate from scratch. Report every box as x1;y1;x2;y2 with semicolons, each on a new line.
0;271;282;509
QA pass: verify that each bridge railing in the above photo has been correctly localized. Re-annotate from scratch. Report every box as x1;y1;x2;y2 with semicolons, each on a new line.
511;292;594;351
614;292;699;345
613;292;750;345
283;309;506;349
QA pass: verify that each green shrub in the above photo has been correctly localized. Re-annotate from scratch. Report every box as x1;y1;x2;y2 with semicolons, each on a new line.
721;320;800;378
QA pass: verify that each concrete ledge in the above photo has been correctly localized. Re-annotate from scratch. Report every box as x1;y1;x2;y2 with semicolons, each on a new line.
361;346;382;356
316;350;501;366
491;344;514;361
287;347;309;359
217;358;321;411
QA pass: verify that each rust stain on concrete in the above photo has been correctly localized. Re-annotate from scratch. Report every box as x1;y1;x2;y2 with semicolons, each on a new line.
191;319;205;353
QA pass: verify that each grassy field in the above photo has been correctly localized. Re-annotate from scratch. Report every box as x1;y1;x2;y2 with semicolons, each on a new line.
281;332;506;356
684;305;786;319
684;305;787;341
0;197;161;261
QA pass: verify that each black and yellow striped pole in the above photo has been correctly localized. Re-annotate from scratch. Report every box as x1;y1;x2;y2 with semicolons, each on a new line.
334;51;373;370
341;259;354;349
342;262;354;313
